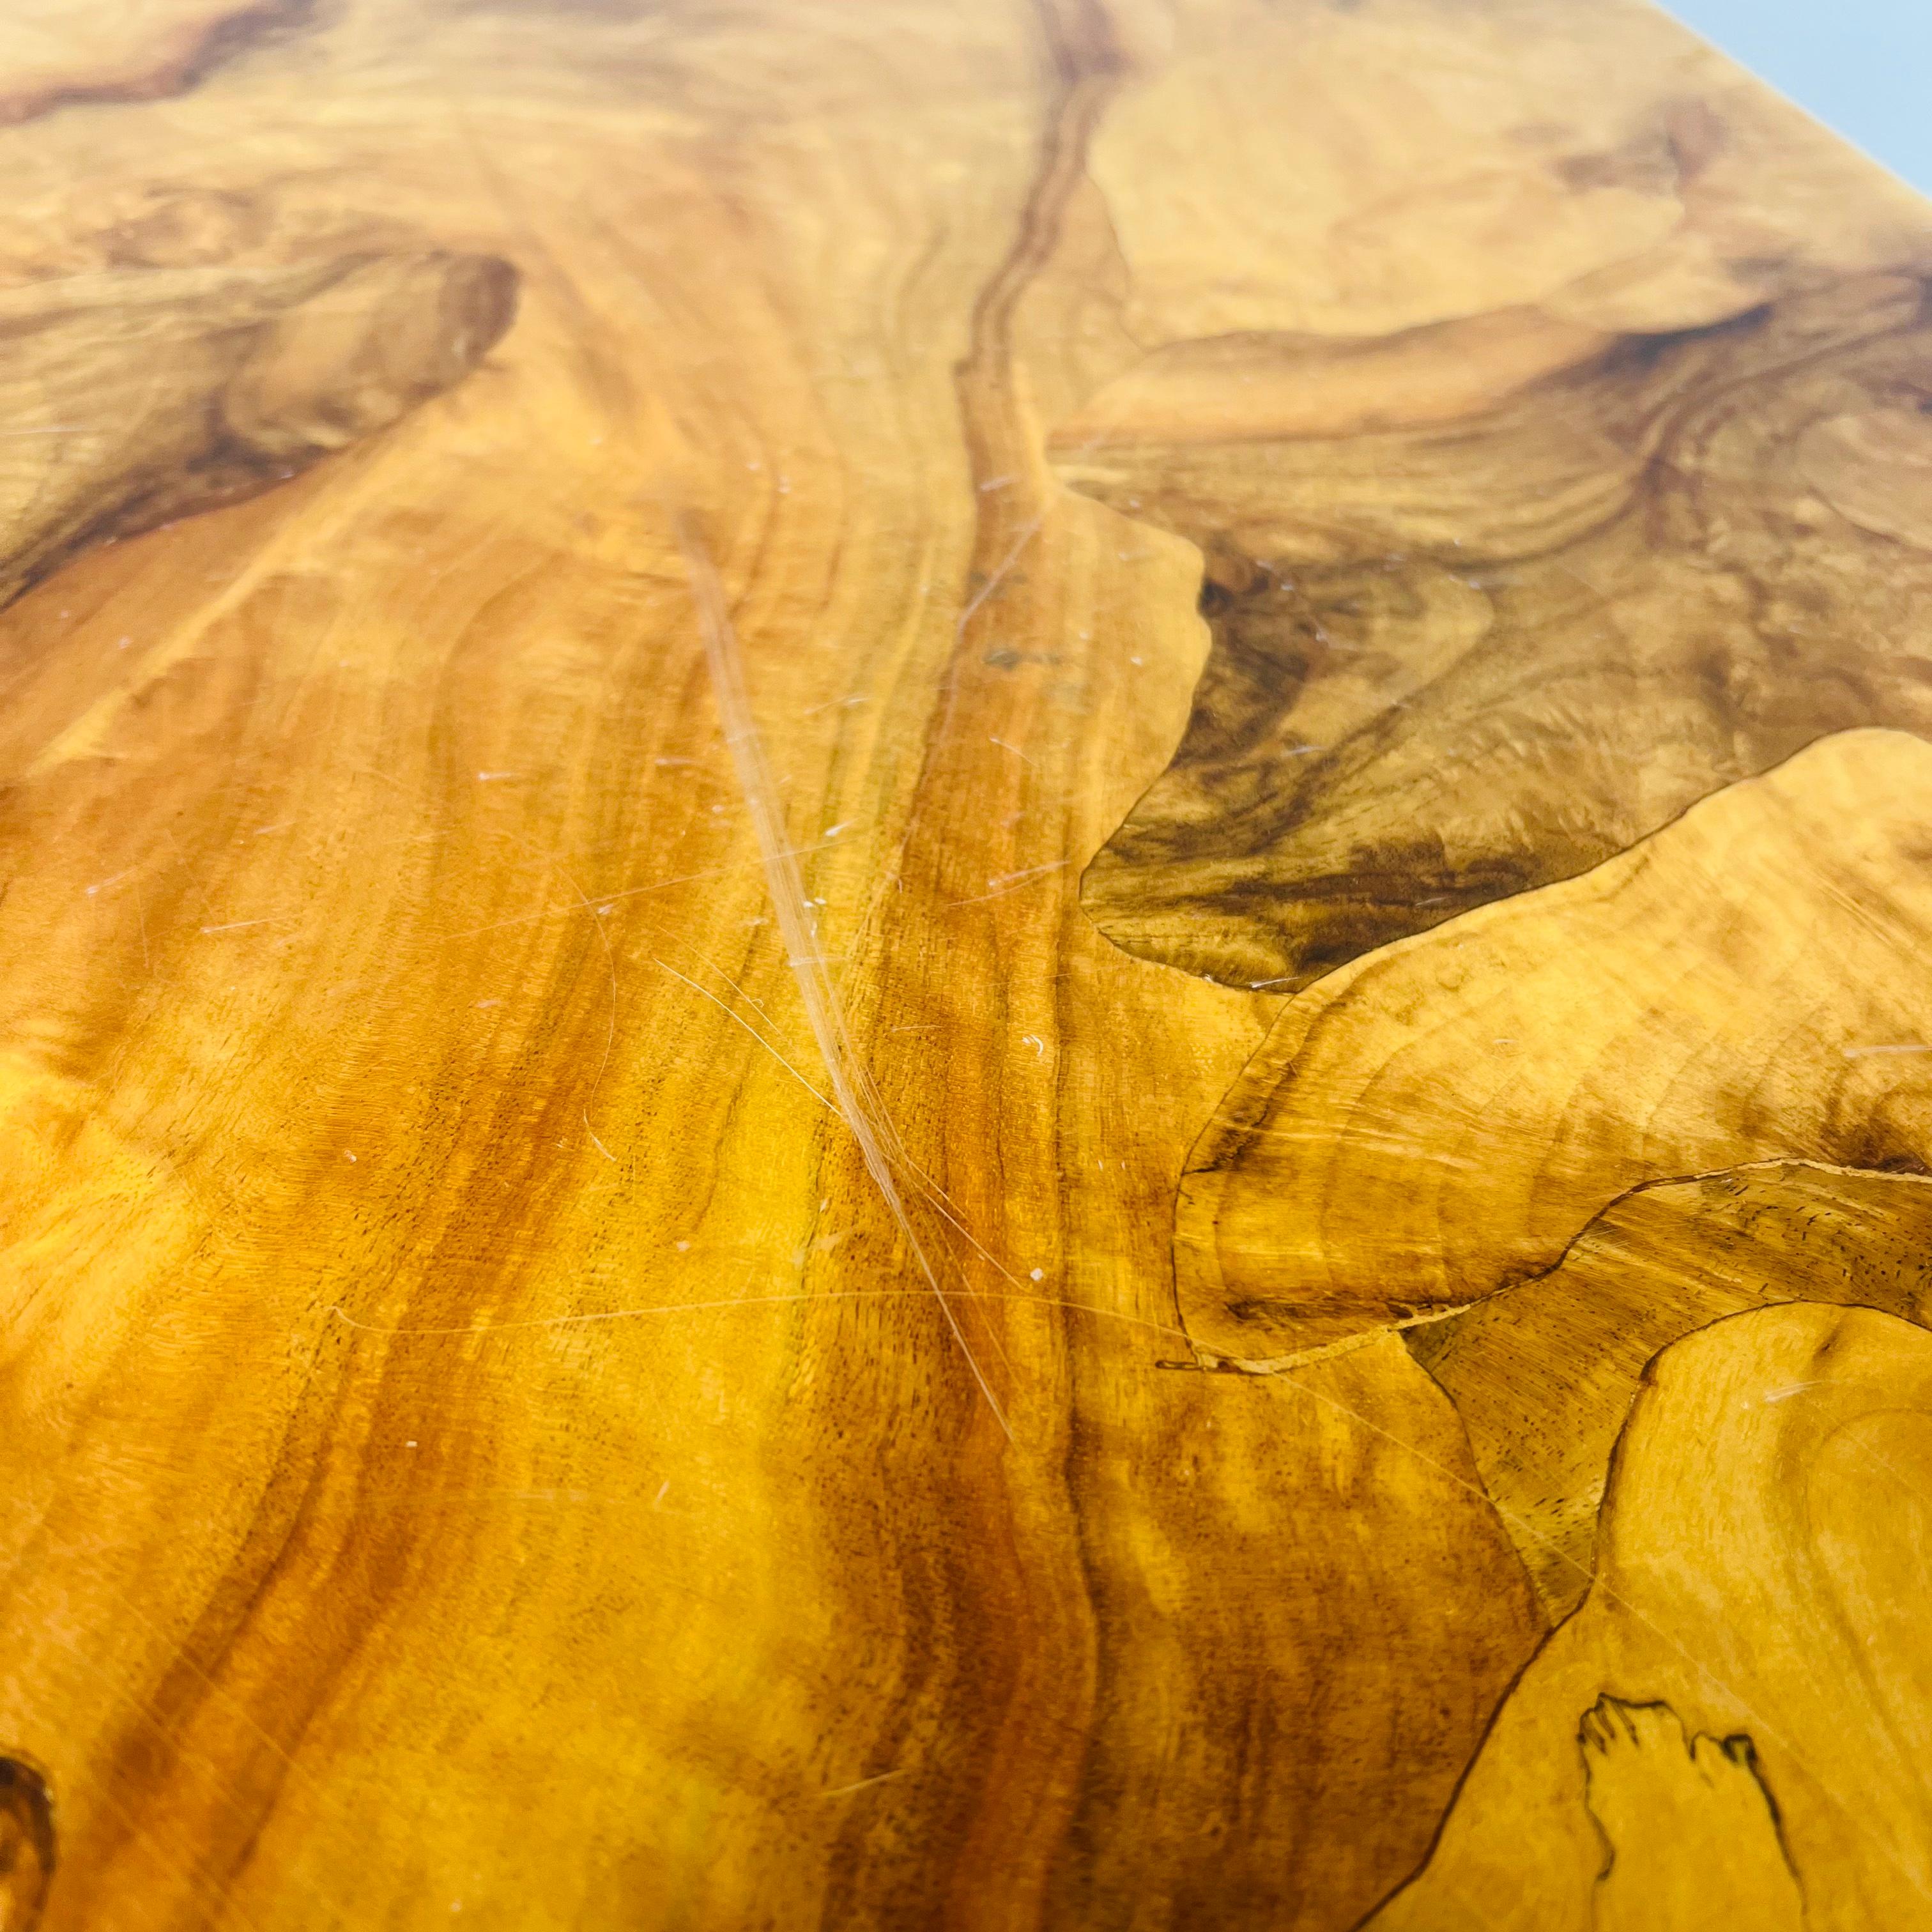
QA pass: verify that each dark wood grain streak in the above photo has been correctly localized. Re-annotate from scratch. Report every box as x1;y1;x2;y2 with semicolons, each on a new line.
0;1;317;130
0;1759;53;1932
1057;270;1932;990
0;250;516;613
1408;1160;1932;1618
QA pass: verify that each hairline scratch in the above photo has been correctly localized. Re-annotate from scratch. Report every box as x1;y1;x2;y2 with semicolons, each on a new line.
673;510;1013;1439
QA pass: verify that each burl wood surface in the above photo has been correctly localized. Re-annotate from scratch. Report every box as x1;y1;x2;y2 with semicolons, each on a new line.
1;3;1928;1929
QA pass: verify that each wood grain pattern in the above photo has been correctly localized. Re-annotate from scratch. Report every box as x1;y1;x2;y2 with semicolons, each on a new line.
0;250;515;611
1409;1160;1932;1617
0;1758;54;1931
1370;1303;1932;1932
0;1;309;128
1059;273;1932;990
0;1;1924;1927
1177;729;1932;1357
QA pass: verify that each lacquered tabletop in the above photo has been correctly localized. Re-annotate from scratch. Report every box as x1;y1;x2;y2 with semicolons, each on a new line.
0;3;1928;1927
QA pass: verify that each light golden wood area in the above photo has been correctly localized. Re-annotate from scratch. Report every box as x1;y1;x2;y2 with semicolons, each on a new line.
1;2;1929;1926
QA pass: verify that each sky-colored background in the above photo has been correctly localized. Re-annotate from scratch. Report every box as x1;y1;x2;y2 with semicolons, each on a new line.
1665;0;1930;192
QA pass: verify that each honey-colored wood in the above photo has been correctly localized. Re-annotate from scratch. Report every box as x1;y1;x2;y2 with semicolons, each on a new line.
1060;275;1932;988
1371;1304;1932;1932
0;2;1927;1928
1177;729;1932;1356
1411;1160;1932;1618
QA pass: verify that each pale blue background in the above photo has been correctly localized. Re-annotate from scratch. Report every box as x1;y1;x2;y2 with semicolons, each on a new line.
1665;0;1931;192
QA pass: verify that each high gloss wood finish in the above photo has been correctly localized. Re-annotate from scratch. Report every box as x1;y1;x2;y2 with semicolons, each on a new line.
0;3;1928;1928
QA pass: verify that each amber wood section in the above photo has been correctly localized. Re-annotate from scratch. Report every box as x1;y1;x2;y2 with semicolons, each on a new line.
0;1758;54;1930
0;252;516;611
1177;730;1932;1356
0;1;1927;1929
1057;278;1932;991
1408;1160;1932;1618
1370;1305;1932;1932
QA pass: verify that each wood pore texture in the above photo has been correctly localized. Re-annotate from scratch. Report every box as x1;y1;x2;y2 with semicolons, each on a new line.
0;2;1927;1929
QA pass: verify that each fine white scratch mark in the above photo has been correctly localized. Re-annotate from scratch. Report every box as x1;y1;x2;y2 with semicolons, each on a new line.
820;1768;908;1799
1763;1381;1832;1404
990;861;1068;889
675;514;1010;1438
132;876;151;973
328;1286;1192;1344
486;822;620;1165
1843;1043;1932;1058
200;917;280;935
436;847;843;946
954;522;1041;640
652;959;837;1112
660;934;1031;1397
947;859;1070;907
